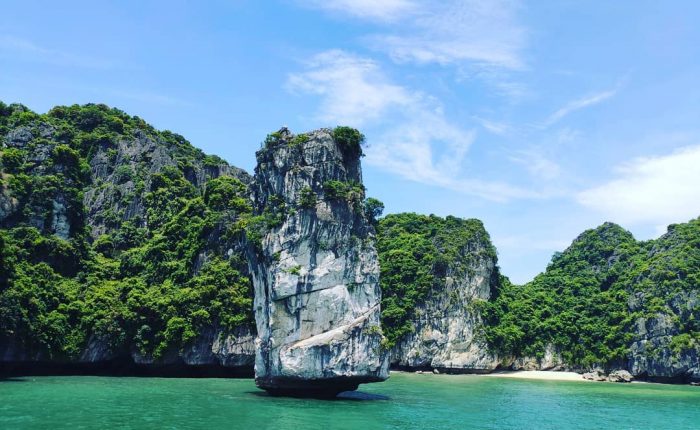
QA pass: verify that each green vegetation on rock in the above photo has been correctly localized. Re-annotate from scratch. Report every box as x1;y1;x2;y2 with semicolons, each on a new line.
2;101;698;380
332;126;364;157
481;220;700;370
0;102;253;361
376;213;497;348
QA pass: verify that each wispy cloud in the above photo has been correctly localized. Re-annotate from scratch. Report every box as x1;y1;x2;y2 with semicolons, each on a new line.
0;35;119;69
577;144;700;228
298;0;417;22
286;50;414;127
543;89;617;127
287;49;539;201
473;116;513;136
508;149;561;180
368;0;526;69
301;1;526;70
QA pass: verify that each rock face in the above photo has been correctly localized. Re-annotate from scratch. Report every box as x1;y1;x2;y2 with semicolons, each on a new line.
377;214;502;373
509;344;566;371
628;312;700;382
1;326;255;372
625;222;700;383
1;103;256;374
82;126;249;239
389;243;500;372
247;128;388;396
607;369;633;383
130;326;255;368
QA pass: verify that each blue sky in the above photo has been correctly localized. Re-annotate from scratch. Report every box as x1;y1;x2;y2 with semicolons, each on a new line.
2;1;700;283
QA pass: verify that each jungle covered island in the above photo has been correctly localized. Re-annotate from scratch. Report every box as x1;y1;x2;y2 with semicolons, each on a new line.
0;102;256;372
0;102;698;385
481;220;700;381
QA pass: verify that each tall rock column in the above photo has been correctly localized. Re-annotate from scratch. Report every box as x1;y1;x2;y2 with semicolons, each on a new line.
247;127;388;396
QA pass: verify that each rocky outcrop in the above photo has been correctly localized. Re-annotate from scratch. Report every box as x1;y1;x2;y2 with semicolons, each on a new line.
625;222;700;383
582;369;634;382
607;369;633;382
1;326;255;375
582;369;607;381
389;245;500;372
247;128;388;396
4;102;698;385
627;312;700;382
509;344;566;371
377;214;502;373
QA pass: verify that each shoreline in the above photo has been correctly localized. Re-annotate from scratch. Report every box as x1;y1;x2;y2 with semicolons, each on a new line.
391;370;695;385
389;369;588;382
482;370;587;382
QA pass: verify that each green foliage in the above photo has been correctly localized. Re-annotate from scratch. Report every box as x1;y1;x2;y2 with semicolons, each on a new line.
289;133;309;147
263;131;283;148
243;195;288;250
332;126;364;157
114;165;133;184
298;186;317;209
202;154;225;168
323;180;365;201
0;102;254;360
481;220;700;369
363;197;384;224
377;213;497;348
1;148;25;173
203;176;250;212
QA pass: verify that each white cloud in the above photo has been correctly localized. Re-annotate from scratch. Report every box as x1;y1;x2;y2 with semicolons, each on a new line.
300;0;526;70
473;116;513;136
577;145;700;227
543;89;617;127
0;35;118;69
298;0;416;22
287;49;538;201
286;50;414;127
369;0;526;69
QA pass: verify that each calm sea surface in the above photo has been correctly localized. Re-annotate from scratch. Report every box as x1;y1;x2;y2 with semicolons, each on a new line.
1;372;699;429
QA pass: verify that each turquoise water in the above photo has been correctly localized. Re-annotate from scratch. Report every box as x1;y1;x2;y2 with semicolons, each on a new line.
1;373;699;429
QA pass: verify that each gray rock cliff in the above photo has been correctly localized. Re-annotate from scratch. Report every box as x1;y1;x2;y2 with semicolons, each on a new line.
390;244;500;372
247;128;388;396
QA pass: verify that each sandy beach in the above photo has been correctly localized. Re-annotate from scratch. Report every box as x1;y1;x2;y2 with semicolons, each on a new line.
484;370;587;382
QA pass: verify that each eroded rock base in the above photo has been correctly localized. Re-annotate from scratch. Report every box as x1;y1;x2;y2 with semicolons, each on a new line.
258;376;382;398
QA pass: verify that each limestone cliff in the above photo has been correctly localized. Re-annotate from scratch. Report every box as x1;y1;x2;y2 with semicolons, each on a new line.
247;127;388;395
1;102;255;373
626;221;700;382
378;214;501;372
2;102;698;384
481;221;700;383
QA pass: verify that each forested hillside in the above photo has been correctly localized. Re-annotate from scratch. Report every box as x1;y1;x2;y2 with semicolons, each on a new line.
0;102;253;364
1;102;697;382
482;220;699;380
